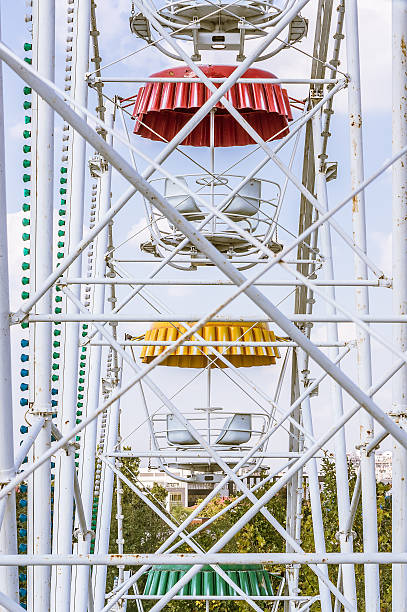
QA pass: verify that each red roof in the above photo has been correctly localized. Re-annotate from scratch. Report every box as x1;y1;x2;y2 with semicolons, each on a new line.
132;65;292;147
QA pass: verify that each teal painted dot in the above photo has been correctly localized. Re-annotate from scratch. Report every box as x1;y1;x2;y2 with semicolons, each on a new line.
24;116;31;124
23;247;30;256
22;218;30;226
22;233;30;241
23;130;31;139
22;159;31;168
22;204;30;212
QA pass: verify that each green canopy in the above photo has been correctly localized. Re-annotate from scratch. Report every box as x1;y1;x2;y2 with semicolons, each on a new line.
144;564;277;597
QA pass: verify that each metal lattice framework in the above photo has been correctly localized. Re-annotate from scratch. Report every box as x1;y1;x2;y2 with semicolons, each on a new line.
0;0;405;610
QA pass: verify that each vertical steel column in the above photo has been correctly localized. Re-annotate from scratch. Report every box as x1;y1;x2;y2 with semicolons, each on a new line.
311;114;357;607
28;1;55;610
92;396;121;609
0;7;19;605
285;354;301;610
297;350;332;612
52;2;91;609
73;107;114;611
391;2;407;609
344;0;380;607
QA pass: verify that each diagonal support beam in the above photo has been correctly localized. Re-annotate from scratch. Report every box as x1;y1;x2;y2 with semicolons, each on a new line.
1;37;407;452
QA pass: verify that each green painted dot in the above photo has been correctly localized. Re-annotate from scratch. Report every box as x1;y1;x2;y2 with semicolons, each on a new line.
53;341;60;348
55;295;62;302
54;307;62;314
23;130;31;139
23;43;32;51
79;378;85;384
52;364;59;371
51;374;59;382
21;291;29;300
23;145;31;154
22;218;30;226
24;58;32;65
22;204;30;212
22;233;30;241
22;174;30;182
21;277;29;285
24;116;31;124
21;321;29;329
58;230;65;237
58;220;65;227
23;159;31;168
23;247;30;256
23;86;32;95
57;252;64;259
54;329;61;337
60;188;66;195
53;352;60;359
60;167;68;174
57;241;64;248
22;262;30;270
23;101;31;110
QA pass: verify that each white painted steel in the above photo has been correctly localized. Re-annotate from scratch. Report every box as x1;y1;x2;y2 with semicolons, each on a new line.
28;2;55;610
0;8;18;605
53;2;92;610
312;112;357;606
75;107;115;612
391;2;407;610
0;2;404;608
297;350;332;612
6;552;407;565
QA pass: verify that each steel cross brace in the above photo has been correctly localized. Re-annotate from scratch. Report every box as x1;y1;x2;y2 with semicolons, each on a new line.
1;38;406;609
133;0;383;279
60;287;351;610
100;456;264;612
1;35;407;475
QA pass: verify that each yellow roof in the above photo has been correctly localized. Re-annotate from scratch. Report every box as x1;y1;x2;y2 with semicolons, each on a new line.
139;321;281;368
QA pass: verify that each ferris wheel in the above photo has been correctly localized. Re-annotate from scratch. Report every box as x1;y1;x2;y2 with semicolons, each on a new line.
0;1;405;611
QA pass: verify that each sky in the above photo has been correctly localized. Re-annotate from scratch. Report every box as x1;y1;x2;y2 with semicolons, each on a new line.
0;0;397;473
